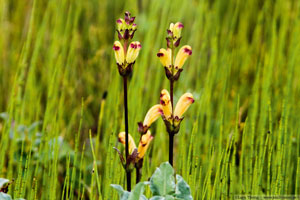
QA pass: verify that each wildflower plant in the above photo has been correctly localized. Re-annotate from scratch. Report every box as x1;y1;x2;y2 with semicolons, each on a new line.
156;22;194;166
113;11;141;191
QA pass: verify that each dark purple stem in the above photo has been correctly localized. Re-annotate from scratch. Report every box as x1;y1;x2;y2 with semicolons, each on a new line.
123;76;131;191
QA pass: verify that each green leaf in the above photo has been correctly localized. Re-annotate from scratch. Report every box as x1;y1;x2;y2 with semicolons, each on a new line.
0;192;12;200
175;175;192;200
0;178;9;189
150;162;175;196
128;182;148;200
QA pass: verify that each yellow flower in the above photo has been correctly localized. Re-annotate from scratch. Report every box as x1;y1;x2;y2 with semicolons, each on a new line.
113;41;125;65
174;45;192;69
173;22;184;39
143;105;163;127
118;132;136;154
126;41;142;64
137;130;153;160
157;48;172;68
174;92;194;119
160;89;172;119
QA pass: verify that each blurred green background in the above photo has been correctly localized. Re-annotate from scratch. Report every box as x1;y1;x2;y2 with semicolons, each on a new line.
0;0;300;199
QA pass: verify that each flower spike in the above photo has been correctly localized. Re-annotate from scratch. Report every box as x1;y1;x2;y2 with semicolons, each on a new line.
118;132;137;154
174;45;192;70
137;130;153;160
174;93;195;119
113;41;125;66
126;41;142;64
160;89;172;119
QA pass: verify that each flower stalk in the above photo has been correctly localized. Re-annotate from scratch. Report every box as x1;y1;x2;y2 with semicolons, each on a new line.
157;22;194;166
113;11;141;191
123;76;131;190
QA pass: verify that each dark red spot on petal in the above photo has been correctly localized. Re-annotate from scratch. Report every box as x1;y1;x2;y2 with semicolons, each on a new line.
157;53;164;57
184;48;192;55
187;97;195;103
177;23;184;28
113;45;120;51
130;43;136;48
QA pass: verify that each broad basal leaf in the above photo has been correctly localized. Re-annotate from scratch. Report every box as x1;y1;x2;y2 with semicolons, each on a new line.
150;162;175;196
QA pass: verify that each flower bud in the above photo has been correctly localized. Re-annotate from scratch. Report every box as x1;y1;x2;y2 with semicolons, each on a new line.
118;132;137;154
113;41;125;65
173;22;184;39
169;23;174;32
143;105;163;127
157;48;172;68
174;45;192;69
126;41;142;64
132;23;137;31
174;93;194;118
116;18;126;32
137;130;153;160
160;89;172;119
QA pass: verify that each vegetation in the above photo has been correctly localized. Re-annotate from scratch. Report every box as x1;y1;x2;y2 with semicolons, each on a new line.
0;0;299;199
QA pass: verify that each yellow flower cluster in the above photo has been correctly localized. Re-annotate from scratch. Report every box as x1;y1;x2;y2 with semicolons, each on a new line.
118;130;153;161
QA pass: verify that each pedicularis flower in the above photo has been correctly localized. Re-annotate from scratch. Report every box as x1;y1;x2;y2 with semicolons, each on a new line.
118;131;153;161
138;89;194;134
157;22;192;81
113;12;141;77
160;89;194;133
167;22;184;46
157;45;192;80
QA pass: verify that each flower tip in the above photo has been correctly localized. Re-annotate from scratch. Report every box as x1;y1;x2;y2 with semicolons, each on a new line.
175;22;184;28
184;46;192;55
116;18;123;24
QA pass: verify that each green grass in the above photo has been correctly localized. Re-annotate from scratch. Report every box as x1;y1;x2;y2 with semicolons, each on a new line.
0;0;300;199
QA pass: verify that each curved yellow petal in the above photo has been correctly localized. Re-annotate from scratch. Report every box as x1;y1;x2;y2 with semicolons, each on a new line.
160;89;172;119
174;45;192;69
169;23;175;32
137;130;153;160
143;105;163;127
118;132;136;154
126;41;142;64
174;93;194;118
157;48;172;68
113;41;125;65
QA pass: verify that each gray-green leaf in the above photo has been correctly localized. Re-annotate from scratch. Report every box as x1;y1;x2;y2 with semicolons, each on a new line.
150;162;175;196
0;192;12;200
111;184;130;200
128;182;148;200
175;175;193;200
150;195;175;200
